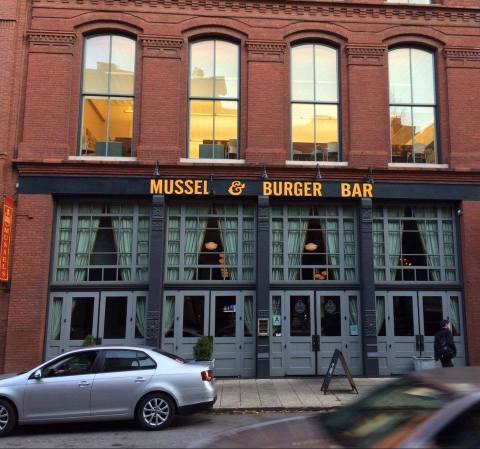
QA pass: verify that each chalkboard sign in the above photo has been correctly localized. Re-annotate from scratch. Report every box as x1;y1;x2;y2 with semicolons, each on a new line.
320;349;358;395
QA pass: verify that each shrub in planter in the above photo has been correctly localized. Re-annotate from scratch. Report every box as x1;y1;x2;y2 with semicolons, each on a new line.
82;335;96;347
193;336;213;361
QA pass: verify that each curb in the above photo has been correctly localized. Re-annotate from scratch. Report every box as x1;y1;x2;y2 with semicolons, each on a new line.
208;406;338;413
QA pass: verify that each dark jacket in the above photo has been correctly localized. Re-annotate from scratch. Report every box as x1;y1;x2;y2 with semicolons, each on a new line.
434;328;457;361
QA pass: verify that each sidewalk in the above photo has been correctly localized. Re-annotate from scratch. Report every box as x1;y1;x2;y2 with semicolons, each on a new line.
213;377;391;411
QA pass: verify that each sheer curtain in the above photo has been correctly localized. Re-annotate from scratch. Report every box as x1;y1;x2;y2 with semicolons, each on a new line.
135;297;146;338
450;296;461;337
324;219;339;280
271;218;284;281
74;217;99;281
112;216;133;281
287;219;308;280
244;297;254;337
218;217;238;280
49;298;63;340
163;297;175;338
376;296;386;336
372;220;386;282
417;219;440;281
184;208;208;280
56;217;72;282
388;219;403;281
348;297;358;335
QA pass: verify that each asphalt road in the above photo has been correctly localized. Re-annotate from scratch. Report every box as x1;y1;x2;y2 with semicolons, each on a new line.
0;411;314;448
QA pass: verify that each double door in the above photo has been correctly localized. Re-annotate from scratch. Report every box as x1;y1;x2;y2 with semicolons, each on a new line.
270;291;362;377
46;291;147;359
162;291;255;377
376;291;465;375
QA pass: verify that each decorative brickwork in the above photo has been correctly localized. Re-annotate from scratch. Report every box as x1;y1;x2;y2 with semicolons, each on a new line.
444;47;480;68
346;45;386;66
246;40;286;62
27;30;76;54
140;35;184;58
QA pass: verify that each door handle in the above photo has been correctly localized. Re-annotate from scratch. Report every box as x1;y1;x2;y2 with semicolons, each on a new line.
135;377;145;383
239;345;242;350
78;381;90;387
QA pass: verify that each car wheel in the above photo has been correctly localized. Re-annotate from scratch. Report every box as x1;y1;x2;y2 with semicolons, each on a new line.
136;393;175;431
0;399;16;437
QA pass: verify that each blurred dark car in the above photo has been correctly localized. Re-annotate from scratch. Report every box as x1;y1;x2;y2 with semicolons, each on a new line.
194;367;480;449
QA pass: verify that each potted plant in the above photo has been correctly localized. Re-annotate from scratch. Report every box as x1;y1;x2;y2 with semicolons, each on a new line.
193;336;213;362
82;335;96;347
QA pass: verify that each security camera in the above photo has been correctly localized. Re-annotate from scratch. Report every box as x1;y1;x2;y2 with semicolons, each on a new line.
457;209;463;216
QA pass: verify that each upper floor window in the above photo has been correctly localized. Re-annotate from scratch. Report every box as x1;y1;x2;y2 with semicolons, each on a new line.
385;1;432;4
388;48;437;164
80;35;136;157
291;44;339;162
188;40;239;160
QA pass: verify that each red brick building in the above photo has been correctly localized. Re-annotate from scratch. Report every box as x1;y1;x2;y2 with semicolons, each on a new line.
1;0;480;377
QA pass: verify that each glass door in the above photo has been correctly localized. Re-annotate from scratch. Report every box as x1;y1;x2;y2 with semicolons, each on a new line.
285;292;315;376
98;292;131;345
270;292;286;377
131;292;148;345
418;292;445;360
447;292;465;367
241;293;256;378
46;293;69;359
375;292;390;375
386;292;420;374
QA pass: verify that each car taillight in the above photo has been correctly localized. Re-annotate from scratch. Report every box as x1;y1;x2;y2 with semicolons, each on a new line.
201;370;214;382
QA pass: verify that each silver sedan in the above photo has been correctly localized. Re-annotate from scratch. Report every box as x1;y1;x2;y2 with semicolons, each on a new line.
0;346;216;436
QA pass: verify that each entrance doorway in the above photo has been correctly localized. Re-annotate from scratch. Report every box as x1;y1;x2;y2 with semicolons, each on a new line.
46;291;147;359
162;291;255;377
270;291;361;376
376;291;465;374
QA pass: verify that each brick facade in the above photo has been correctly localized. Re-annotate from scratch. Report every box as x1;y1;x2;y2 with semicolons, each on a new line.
1;0;480;372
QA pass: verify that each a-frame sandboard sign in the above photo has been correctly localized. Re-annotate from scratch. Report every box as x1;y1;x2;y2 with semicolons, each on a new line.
320;349;359;395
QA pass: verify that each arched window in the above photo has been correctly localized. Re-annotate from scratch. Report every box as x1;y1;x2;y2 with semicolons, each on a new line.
80;35;136;157
388;48;437;164
188;40;240;160
291;44;339;162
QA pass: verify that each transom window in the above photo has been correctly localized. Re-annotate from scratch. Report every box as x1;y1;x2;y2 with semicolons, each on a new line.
291;44;340;162
54;203;150;283
166;205;255;281
388;48;437;164
271;206;356;282
188;40;239;160
80;35;136;157
373;206;457;282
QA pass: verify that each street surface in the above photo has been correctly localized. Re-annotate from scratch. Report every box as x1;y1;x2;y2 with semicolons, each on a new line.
0;411;315;449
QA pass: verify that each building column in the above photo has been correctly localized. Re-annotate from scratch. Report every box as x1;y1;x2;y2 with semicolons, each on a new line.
359;198;379;376
147;194;166;348
256;196;270;378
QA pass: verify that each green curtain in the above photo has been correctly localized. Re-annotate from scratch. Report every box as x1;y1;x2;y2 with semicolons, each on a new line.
388;219;403;281
244;296;254;337
343;219;356;281
417;220;440;281
443;221;456;281
49;298;63;340
135;297;146;338
184;208;208;280
164;297;175;337
218;217;238;280
271;218;284;281
376;296;386;336
348;297;358;335
372;220;386;282
111;217;133;281
287;218;308;280
74;217;99;281
450;296;461;337
324;220;339;280
56;217;72;282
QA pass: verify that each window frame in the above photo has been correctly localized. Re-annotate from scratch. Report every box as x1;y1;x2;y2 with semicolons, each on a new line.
270;204;357;283
388;46;440;164
372;205;459;283
37;350;101;378
187;38;241;160
52;202;150;284
290;42;341;163
79;33;137;157
98;349;157;374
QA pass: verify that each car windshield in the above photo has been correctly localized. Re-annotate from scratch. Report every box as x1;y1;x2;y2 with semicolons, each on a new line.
152;349;186;364
323;378;453;448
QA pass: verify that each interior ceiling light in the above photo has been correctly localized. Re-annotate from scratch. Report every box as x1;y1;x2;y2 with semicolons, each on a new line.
204;241;218;251
304;242;318;252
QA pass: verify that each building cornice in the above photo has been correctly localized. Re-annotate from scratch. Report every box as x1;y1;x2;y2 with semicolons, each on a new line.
246;40;287;63
26;30;77;54
346;45;386;66
444;47;480;68
30;1;480;26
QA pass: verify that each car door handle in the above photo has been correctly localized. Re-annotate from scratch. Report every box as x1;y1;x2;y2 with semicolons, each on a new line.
135;377;145;383
78;381;90;388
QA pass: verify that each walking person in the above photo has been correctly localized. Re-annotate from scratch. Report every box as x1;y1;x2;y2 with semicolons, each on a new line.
434;319;457;368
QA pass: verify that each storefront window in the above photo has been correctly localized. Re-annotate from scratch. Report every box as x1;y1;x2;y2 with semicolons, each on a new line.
271;206;356;282
53;203;150;283
165;204;255;282
188;40;239;159
373;206;458;282
388;48;437;163
291;44;339;162
80;35;136;157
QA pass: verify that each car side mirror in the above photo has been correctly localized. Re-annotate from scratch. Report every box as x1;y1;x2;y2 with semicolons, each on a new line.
32;369;42;380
